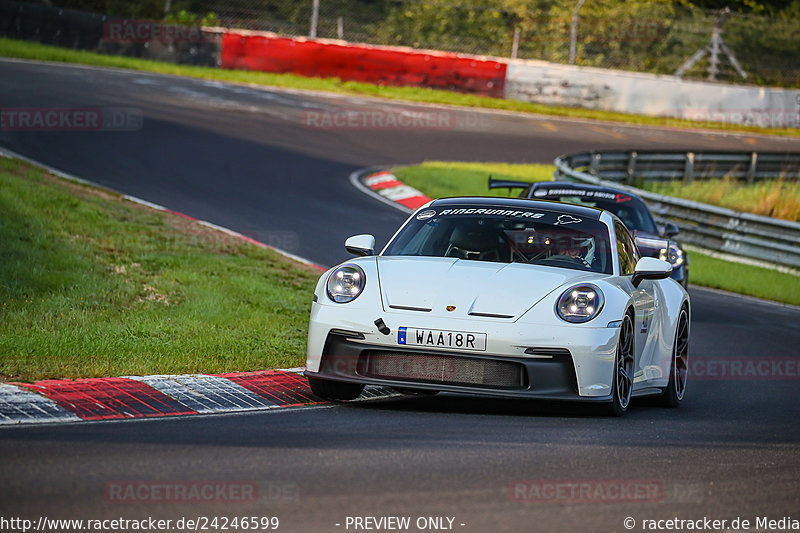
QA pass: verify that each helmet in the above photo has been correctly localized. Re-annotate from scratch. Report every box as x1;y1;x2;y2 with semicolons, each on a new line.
558;233;595;264
447;221;500;260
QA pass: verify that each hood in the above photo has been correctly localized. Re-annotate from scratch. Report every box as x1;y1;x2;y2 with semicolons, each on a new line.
377;257;596;320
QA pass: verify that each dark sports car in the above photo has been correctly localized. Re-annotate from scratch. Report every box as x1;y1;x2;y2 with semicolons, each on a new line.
489;178;689;287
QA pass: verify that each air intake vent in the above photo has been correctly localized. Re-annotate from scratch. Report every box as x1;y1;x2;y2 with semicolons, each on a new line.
362;352;525;389
468;312;515;319
388;305;432;312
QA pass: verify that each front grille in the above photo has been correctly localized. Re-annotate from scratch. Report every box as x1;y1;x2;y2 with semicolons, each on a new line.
362;351;525;389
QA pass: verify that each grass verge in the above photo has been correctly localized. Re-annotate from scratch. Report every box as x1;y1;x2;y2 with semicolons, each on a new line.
393;161;800;305
393;161;554;199
0;157;319;382
1;37;798;138
647;178;800;222
684;248;800;306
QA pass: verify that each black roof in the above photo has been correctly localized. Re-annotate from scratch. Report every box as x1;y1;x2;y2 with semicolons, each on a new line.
429;196;604;220
529;181;646;202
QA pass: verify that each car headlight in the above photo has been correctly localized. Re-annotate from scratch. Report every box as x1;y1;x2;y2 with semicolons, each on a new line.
326;264;366;303
659;243;684;266
556;284;604;323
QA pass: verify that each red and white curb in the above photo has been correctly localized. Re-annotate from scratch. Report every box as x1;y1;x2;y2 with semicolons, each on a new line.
350;169;432;213
0;370;395;426
0;150;401;427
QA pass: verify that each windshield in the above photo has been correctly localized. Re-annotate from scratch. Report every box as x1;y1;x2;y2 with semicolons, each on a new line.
383;205;613;274
528;188;658;234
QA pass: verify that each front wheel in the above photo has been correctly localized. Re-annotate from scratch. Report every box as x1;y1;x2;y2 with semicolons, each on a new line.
308;377;365;401
605;313;635;417
658;308;689;407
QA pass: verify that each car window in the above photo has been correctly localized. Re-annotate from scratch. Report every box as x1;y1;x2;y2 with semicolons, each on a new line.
384;206;613;274
615;221;639;275
529;188;658;234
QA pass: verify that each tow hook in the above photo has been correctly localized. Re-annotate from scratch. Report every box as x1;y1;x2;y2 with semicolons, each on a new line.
374;318;390;335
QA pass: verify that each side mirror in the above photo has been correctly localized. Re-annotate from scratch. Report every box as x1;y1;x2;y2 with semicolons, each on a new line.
632;257;672;288
663;222;679;238
345;234;375;257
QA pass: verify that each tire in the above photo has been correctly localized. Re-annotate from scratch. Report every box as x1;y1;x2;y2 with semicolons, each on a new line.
308;377;365;401
658;307;689;408
605;312;635;417
682;269;689;289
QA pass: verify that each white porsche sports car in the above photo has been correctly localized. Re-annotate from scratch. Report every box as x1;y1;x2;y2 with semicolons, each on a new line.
305;197;690;415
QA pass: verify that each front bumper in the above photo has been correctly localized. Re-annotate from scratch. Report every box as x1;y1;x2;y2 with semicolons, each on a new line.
307;303;621;401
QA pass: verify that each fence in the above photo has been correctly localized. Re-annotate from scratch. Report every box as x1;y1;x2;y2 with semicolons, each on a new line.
184;0;799;88
553;151;800;269
4;1;799;87
0;0;221;66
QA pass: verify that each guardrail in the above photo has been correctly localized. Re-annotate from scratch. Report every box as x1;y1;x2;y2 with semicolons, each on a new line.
558;151;800;184
553;151;800;269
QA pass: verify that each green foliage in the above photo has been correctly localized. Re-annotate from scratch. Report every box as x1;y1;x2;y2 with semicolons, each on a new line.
50;0;166;19
647;177;800;221
370;0;799;86
164;9;219;27
374;0;515;55
33;0;800;86
0;158;319;381
201;12;220;26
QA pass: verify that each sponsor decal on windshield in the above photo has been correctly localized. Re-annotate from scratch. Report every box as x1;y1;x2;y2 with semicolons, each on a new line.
534;188;621;202
615;193;632;203
438;208;545;218
416;209;436;220
554;214;583;225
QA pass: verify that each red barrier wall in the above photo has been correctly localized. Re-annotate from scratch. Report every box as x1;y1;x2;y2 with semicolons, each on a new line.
221;33;507;98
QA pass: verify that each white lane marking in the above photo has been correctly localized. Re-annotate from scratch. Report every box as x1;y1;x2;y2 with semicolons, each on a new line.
0;146;325;271
0;384;81;425
127;374;276;414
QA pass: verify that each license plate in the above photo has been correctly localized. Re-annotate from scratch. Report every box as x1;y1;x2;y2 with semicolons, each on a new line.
397;327;487;351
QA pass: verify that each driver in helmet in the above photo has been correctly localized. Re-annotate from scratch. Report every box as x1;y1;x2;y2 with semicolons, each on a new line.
557;234;595;267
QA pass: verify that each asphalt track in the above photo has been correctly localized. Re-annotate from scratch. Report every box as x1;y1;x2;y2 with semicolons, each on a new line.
1;59;800;532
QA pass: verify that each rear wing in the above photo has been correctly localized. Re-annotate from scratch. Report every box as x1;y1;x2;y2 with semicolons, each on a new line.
487;175;533;192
